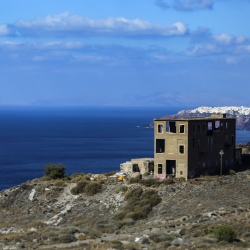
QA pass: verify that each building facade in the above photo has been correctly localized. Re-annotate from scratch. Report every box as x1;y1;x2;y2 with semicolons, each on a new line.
154;114;236;179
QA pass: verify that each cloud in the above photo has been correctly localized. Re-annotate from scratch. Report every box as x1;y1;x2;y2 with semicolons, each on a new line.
11;13;188;38
155;0;169;9
0;24;10;36
155;0;213;11
186;32;250;58
174;0;213;11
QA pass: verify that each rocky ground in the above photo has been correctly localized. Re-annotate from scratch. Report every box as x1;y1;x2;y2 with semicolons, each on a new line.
1;170;250;249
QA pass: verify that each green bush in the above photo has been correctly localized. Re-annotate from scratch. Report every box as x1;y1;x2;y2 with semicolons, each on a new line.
114;187;161;224
138;178;160;187
150;233;174;243
127;176;140;184
71;181;88;195
58;233;76;243
124;187;143;200
213;226;236;242
115;185;128;193
111;240;123;249
161;178;174;185
53;179;66;187
85;182;102;196
43;163;67;180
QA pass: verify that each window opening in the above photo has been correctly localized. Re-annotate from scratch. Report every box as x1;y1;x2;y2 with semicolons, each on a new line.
232;135;234;146
203;123;206;133
193;124;196;133
158;164;162;174
225;135;228;145
179;124;185;133
169;121;176;133
207;121;213;135
156;139;165;153
179;145;184;154
158;124;163;133
215;120;220;130
197;124;201;133
166;121;169;132
226;122;228;131
221;122;224;131
166;160;176;175
132;164;140;172
180;171;183;175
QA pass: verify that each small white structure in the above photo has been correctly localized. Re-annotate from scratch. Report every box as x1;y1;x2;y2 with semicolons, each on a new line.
120;158;154;176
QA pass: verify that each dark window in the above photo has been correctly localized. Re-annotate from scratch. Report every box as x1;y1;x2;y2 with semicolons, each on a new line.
158;124;163;133
232;135;234;146
180;171;183;175
207;121;213;136
193;124;196;133
197;124;201;133
133;164;140;172
221;122;224;131
225;135;228;145
156;139;165;153
179;145;184;154
169;121;176;133
226;122;228;131
203;123;206;133
166;121;176;133
158;164;162;174
179;124;185;133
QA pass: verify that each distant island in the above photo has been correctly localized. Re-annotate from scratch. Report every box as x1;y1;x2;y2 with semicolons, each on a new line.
152;106;250;130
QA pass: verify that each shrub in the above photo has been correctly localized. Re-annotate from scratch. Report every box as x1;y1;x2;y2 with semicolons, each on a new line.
143;171;149;176
113;211;126;220
111;240;123;249
213;226;236;242
161;178;174;185
71;181;88;195
150;234;174;243
58;234;76;243
138;178;160;187
124;187;143;200
85;182;102;196
20;183;33;190
115;185;128;193
229;169;236;175
127;176;140;184
43;163;67;180
53;179;66;187
114;187;161;224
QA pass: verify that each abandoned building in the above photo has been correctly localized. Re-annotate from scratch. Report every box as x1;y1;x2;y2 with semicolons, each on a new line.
154;114;236;179
120;158;154;176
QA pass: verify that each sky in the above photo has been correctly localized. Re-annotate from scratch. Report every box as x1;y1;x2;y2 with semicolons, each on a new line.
1;0;250;107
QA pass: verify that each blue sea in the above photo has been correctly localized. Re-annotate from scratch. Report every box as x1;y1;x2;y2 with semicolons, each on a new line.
1;106;250;191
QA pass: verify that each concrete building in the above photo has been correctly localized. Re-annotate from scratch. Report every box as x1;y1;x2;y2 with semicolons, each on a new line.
154;114;236;179
120;158;154;176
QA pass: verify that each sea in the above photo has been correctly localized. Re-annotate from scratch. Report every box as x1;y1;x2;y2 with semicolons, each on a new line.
1;106;250;191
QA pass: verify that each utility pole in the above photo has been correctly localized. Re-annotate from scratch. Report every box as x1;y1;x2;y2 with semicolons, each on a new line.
219;150;224;176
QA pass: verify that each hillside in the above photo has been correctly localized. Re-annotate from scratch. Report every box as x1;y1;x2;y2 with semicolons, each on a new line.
1;170;250;249
168;106;250;130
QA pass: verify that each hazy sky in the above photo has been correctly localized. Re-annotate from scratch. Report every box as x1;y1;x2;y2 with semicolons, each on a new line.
1;0;250;106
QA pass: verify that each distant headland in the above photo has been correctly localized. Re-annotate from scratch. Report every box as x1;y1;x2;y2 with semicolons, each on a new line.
150;106;250;130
